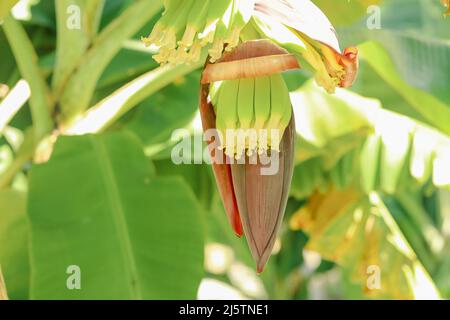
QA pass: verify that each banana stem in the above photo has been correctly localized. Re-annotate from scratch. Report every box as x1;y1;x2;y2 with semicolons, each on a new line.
0;80;30;134
52;0;106;97
2;15;54;143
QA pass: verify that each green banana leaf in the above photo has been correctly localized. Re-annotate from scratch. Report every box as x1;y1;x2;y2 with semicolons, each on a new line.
359;41;450;136
27;132;205;299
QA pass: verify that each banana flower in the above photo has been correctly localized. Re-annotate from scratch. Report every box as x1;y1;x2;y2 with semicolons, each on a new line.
144;0;359;272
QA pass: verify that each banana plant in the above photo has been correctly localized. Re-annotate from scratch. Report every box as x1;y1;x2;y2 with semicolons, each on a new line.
0;0;449;300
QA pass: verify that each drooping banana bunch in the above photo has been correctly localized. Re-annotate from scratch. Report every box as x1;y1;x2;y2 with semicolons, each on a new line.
144;0;360;272
200;40;298;272
144;0;358;94
206;41;295;157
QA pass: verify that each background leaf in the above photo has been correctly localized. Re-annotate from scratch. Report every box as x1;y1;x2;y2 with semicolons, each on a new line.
312;0;382;27
28;132;204;299
0;189;29;300
290;190;441;299
1;0;449;301
125;71;201;147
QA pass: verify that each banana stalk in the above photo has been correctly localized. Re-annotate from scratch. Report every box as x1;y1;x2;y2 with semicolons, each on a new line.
200;40;297;272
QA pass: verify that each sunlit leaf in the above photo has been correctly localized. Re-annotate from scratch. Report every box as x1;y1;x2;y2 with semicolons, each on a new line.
290;189;441;299
291;81;372;164
0;189;29;300
28;132;204;299
313;0;382;27
359;41;450;136
290;80;450;200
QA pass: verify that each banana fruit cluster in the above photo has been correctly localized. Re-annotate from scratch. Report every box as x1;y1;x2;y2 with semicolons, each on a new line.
142;0;255;65
210;74;292;158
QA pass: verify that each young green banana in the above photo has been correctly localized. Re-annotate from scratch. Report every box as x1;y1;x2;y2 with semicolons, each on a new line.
163;0;196;62
179;0;211;49
237;78;255;129
178;0;214;63
215;79;240;155
266;74;290;151
237;78;256;155
145;0;257;65
162;0;181;15
209;81;223;110
212;73;291;156
273;74;292;149
173;0;211;63
253;76;271;130
275;97;292;150
225;0;256;50
208;0;235;62
153;0;195;64
142;0;183;46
